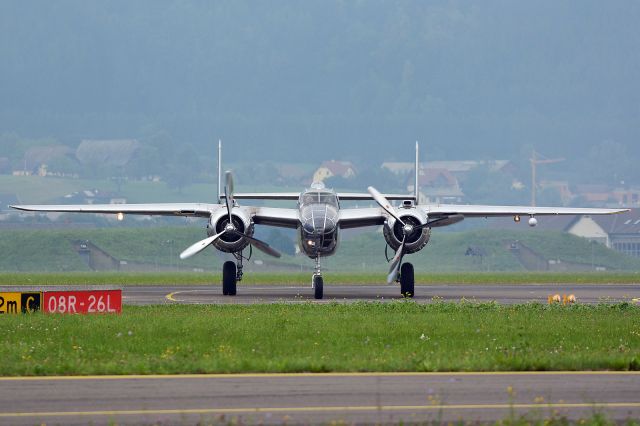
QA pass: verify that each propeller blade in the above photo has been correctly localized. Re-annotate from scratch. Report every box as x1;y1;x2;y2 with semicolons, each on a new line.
225;170;235;197
229;230;282;258
224;170;235;219
367;186;405;226
386;237;405;284
179;231;225;260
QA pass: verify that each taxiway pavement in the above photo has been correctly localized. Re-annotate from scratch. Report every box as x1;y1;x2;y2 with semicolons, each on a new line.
1;372;639;425
123;284;640;305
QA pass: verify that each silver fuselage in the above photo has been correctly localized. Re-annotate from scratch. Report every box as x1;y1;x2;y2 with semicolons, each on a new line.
297;188;340;258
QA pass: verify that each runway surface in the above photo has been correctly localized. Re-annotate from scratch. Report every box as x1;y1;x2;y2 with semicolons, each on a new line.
123;283;640;305
1;372;639;425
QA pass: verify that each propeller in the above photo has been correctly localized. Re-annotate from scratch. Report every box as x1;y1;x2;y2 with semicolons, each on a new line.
229;231;281;258
386;236;405;284
224;171;234;219
368;186;423;284
179;171;281;260
179;231;225;260
367;186;406;225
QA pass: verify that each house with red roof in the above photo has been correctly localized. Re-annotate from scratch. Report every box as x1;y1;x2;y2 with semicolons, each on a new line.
312;160;356;182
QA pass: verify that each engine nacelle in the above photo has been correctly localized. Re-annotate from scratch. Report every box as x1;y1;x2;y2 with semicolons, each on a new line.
207;209;253;253
382;210;431;254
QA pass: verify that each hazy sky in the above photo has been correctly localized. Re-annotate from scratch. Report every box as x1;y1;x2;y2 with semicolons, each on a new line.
1;1;639;163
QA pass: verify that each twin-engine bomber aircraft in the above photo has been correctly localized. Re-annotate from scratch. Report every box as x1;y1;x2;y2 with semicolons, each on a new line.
12;142;628;299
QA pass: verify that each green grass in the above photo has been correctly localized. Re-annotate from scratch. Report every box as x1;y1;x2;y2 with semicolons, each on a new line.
0;227;226;272
1;271;640;286
2;226;640;273
330;230;640;272
1;302;639;375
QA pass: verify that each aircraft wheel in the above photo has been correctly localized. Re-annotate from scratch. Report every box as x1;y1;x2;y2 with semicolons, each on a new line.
222;261;237;296
313;275;323;300
400;262;414;298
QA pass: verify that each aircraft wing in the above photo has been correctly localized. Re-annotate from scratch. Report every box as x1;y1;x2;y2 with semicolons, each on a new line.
421;204;629;218
337;204;628;230
249;207;300;229
232;193;300;200
338;193;415;201
11;203;302;228
339;207;386;229
10;203;219;218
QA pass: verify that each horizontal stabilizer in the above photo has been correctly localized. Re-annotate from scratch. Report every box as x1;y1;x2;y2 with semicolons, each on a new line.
230;192;416;201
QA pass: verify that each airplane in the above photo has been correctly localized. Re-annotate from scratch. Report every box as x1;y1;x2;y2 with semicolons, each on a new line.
11;142;628;299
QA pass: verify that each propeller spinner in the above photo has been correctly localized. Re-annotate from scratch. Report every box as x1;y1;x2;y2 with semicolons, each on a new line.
180;171;281;260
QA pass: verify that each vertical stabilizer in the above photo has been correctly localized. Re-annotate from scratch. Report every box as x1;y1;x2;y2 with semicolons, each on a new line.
414;141;420;205
217;140;222;203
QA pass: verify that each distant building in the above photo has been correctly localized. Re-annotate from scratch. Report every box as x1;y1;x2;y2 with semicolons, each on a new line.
567;210;640;256
60;190;127;205
539;180;573;206
573;185;613;206
275;164;314;185
76;139;141;168
313;160;356;182
382;159;514;178
612;188;640;208
490;210;640;257
408;168;464;204
21;145;77;176
572;185;640;208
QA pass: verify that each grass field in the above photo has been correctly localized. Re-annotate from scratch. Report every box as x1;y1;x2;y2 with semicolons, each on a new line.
2;226;640;273
1;302;638;376
2;271;640;286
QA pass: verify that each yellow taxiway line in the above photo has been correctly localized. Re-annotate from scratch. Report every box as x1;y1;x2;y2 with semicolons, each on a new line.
1;371;640;381
1;402;640;418
165;291;179;302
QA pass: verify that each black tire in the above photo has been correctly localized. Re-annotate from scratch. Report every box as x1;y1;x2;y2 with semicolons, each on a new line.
222;261;237;296
313;275;324;300
400;262;414;298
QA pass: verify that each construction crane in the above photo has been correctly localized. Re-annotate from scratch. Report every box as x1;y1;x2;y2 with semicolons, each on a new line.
530;150;564;207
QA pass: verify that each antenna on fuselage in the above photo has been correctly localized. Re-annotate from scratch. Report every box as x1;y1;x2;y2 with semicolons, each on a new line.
217;139;222;203
414;141;420;205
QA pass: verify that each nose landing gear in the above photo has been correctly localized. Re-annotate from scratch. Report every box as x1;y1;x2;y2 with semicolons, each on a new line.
313;274;323;300
312;256;323;299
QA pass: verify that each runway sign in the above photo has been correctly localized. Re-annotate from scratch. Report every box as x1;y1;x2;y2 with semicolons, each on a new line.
43;290;122;314
0;292;42;314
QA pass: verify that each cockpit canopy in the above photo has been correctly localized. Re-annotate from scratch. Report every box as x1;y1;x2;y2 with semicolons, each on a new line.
299;190;339;207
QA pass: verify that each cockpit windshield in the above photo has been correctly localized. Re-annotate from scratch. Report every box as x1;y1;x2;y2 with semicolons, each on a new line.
300;191;339;207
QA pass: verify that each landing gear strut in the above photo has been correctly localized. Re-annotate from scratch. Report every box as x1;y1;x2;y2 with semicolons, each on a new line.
222;252;244;296
399;262;414;298
312;256;323;299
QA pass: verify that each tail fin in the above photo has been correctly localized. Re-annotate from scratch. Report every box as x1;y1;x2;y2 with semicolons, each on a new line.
217;139;222;203
414;141;420;205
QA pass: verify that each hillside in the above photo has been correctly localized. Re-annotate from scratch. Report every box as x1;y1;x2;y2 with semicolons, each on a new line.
1;227;638;273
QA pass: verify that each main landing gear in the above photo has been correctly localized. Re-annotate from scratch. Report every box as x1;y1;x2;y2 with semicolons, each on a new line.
222;252;244;296
312;256;323;300
399;262;415;298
